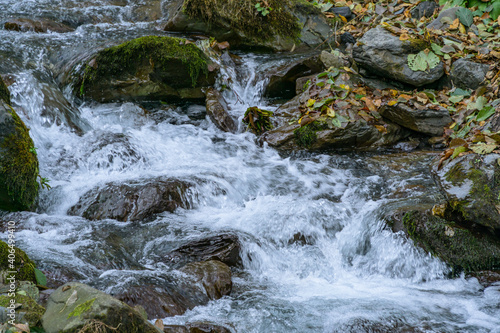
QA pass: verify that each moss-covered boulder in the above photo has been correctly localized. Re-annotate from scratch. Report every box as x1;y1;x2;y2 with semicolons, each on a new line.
0;240;37;284
164;0;333;52
0;100;39;211
42;282;159;333
0;76;11;105
75;36;218;103
431;153;500;232
389;210;500;273
0;293;45;326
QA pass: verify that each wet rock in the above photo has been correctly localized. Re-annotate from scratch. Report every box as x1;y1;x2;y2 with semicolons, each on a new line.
180;260;232;300
468;270;500;288
164;0;333;52
411;1;439;20
74;36;218;103
450;59;490;90
332;318;426;333
340;32;356;46
131;0;162;22
328;6;353;21
431;153;500;231
0;100;39;211
42;282;159;333
4;18;74;33
379;103;452;136
164;322;231;333
0;293;45;326
353;27;444;87
390;209;500;272
165;234;241;267
68;177;196;221
320;50;350;69
0;76;10;105
427;7;460;30
205;88;237;133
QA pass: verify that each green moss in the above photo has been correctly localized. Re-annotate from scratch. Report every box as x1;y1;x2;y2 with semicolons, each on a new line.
183;0;302;43
80;36;208;96
294;121;327;148
402;211;500;273
68;298;96;319
0;76;11;105
0;293;45;326
0;105;39;211
0;240;37;283
402;38;431;53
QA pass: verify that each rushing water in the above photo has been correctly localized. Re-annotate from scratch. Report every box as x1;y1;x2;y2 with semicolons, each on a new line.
1;1;500;332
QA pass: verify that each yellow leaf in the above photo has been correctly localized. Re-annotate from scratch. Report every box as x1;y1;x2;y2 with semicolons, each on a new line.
307;99;316;107
298;117;303;124
326;107;336;117
374;125;387;133
459;23;466;34
398;94;413;100
449;122;456;129
449;18;460;30
388;100;398;106
339;15;347;23
399;33;410;41
390;89;398;97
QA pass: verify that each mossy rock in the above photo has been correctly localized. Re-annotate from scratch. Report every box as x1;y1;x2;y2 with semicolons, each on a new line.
0;100;39;211
76;36;217;103
401;210;500;273
42;282;159;333
0;76;11;105
432;153;500;231
0;240;37;284
0;293;45;326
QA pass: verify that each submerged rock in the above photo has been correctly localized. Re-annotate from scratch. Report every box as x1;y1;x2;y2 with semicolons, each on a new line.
205;88;237;133
180;260;232;300
42;282;159;333
164;0;333;52
388;209;500;272
68;177;196;221
353;27;444;87
379;103;452;136
4;18;74;33
450;59;490;90
0;99;39;211
74;36;218;103
164;322;232;333
431;153;500;231
165;234;242;268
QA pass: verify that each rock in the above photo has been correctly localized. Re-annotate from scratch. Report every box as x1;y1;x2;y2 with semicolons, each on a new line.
0;100;39;211
42;282;159;333
450;59;490;90
411;1;439;20
340;32;356;45
0;241;37;285
431;153;500;231
131;0;162;22
427;7;460;30
379;103;452;136
205;88;237;133
328;6;353;20
115;283;208;318
74;36;218;103
0;293;45;326
353;27;444;87
0;76;11;105
68;177;196;221
468;270;500;288
265;54;325;98
18;281;40;302
165;234;241;267
180;260;232;300
390;209;500;272
164;322;231;333
164;0;333;52
320;50;350;69
4;18;74;33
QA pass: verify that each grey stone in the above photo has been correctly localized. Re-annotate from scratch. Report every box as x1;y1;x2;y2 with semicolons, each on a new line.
411;1;439;20
41;282;159;333
427;7;460;30
328;6;353;20
180;260;232;300
450;58;490;90
353;27;444;87
4;18;74;33
205;88;237;133
379;103;452;136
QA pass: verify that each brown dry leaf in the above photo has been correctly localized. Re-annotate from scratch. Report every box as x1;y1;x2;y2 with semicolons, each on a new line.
374;125;387;133
449;18;460;30
373;99;382;107
400;33;410;41
358;110;374;122
449;138;467;148
12;323;30;332
361;97;377;112
155;319;164;330
437;149;454;170
398;94;413;100
416;92;429;104
354;87;367;95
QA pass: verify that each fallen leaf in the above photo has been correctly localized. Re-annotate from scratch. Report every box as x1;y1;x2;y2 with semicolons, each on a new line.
374;125;387;133
388;100;398;106
361;97;377;112
155;319;165;330
449;18;460;30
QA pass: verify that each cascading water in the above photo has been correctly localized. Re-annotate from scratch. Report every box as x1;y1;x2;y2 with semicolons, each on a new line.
1;1;499;332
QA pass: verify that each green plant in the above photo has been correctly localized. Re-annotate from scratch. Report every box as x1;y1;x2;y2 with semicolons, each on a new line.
439;0;500;20
243;107;273;134
38;175;51;190
255;2;271;16
29;146;38;155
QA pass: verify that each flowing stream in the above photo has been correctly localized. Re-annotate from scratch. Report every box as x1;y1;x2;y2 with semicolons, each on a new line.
1;1;499;332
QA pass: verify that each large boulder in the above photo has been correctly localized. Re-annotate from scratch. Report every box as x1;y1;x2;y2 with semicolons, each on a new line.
450;59;490;90
379;103;452;136
165;234;242;268
68;178;196;221
388;209;500;272
353;27;444;87
205;88;237;133
163;0;333;52
74;36;218;103
0;99;39;211
431;153;500;231
41;282;159;333
4;18;74;33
